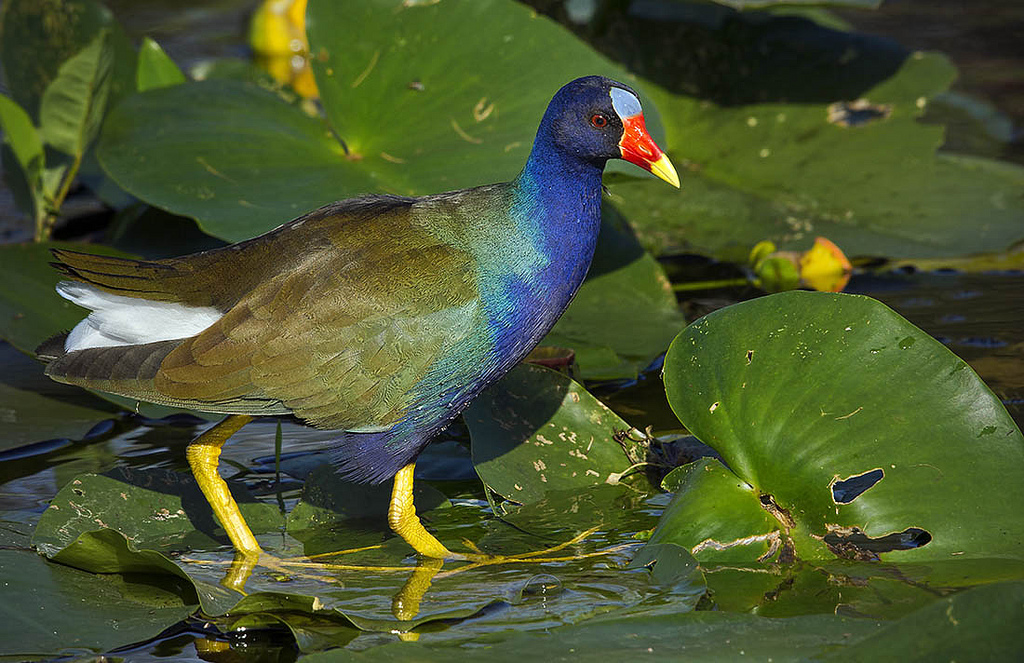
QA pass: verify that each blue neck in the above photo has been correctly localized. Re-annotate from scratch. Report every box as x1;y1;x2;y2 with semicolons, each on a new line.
512;129;605;284
474;131;605;359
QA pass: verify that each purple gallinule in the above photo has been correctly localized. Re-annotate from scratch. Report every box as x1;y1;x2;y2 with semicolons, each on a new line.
38;75;678;562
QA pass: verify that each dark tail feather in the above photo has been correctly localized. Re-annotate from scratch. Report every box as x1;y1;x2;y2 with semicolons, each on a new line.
36;332;70;362
328;428;427;485
43;339;181;402
50;249;185;302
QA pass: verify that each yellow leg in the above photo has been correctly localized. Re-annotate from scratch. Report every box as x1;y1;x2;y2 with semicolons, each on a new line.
389;462;465;560
185;415;260;556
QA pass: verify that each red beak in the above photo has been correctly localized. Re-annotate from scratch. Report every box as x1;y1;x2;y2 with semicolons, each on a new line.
618;114;680;188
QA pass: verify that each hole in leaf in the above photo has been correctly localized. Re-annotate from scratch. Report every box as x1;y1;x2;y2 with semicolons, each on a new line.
824;526;931;561
831;468;884;503
758;493;795;529
826;100;893;127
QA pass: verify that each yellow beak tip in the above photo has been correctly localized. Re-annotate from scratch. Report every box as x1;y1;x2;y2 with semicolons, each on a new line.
651;154;680;188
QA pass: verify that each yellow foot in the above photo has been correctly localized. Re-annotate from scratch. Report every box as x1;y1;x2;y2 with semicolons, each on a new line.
181;527;629;622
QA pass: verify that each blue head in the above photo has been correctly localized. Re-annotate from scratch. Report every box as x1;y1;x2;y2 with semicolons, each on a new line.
531;76;679;187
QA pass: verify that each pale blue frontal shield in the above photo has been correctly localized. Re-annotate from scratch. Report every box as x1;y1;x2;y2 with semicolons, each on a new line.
610;87;642;119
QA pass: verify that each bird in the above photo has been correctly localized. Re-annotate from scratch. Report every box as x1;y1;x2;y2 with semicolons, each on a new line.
37;75;679;563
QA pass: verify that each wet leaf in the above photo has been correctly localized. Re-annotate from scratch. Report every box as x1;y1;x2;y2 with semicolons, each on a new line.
287;463;450;556
654;458;779;563
0;548;197;659
657;291;1024;562
32;468;285;557
465;364;648;504
699;561;961;618
478;485;660;557
303;610;881;662
29;469;699;643
827;580;1024;661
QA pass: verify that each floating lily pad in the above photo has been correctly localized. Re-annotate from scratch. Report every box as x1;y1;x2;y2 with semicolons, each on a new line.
287;463;450;556
609;30;1024;259
0;547;197;659
0;342;120;450
28;468;702;647
303;608;882;662
465;364;648;504
825;580;1024;661
98;0;660;242
32;468;286;558
655;458;779;563
654;291;1024;563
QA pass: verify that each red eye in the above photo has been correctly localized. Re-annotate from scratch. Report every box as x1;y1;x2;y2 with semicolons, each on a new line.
590;113;608;128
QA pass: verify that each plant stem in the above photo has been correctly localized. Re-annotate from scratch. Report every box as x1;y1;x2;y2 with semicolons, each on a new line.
672;277;751;292
36;152;83;241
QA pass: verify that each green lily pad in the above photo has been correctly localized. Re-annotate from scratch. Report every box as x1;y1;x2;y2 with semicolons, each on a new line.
825;580;1024;661
97;0;659;243
32;468;286;558
654;458;779;563
303;609;881;662
287;463;450;556
611;38;1024;258
700;560;966;619
0;342;120;450
655;291;1024;563
465;364;649;504
307;0;662;196
477;484;662;557
0;547;197;659
29;467;700;644
97;78;366;237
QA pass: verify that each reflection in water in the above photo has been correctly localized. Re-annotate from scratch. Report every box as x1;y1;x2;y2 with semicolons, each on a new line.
192;524;625;624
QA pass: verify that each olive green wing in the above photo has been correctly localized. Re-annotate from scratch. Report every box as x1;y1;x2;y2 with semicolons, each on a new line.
154;239;480;428
43;197;485;427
